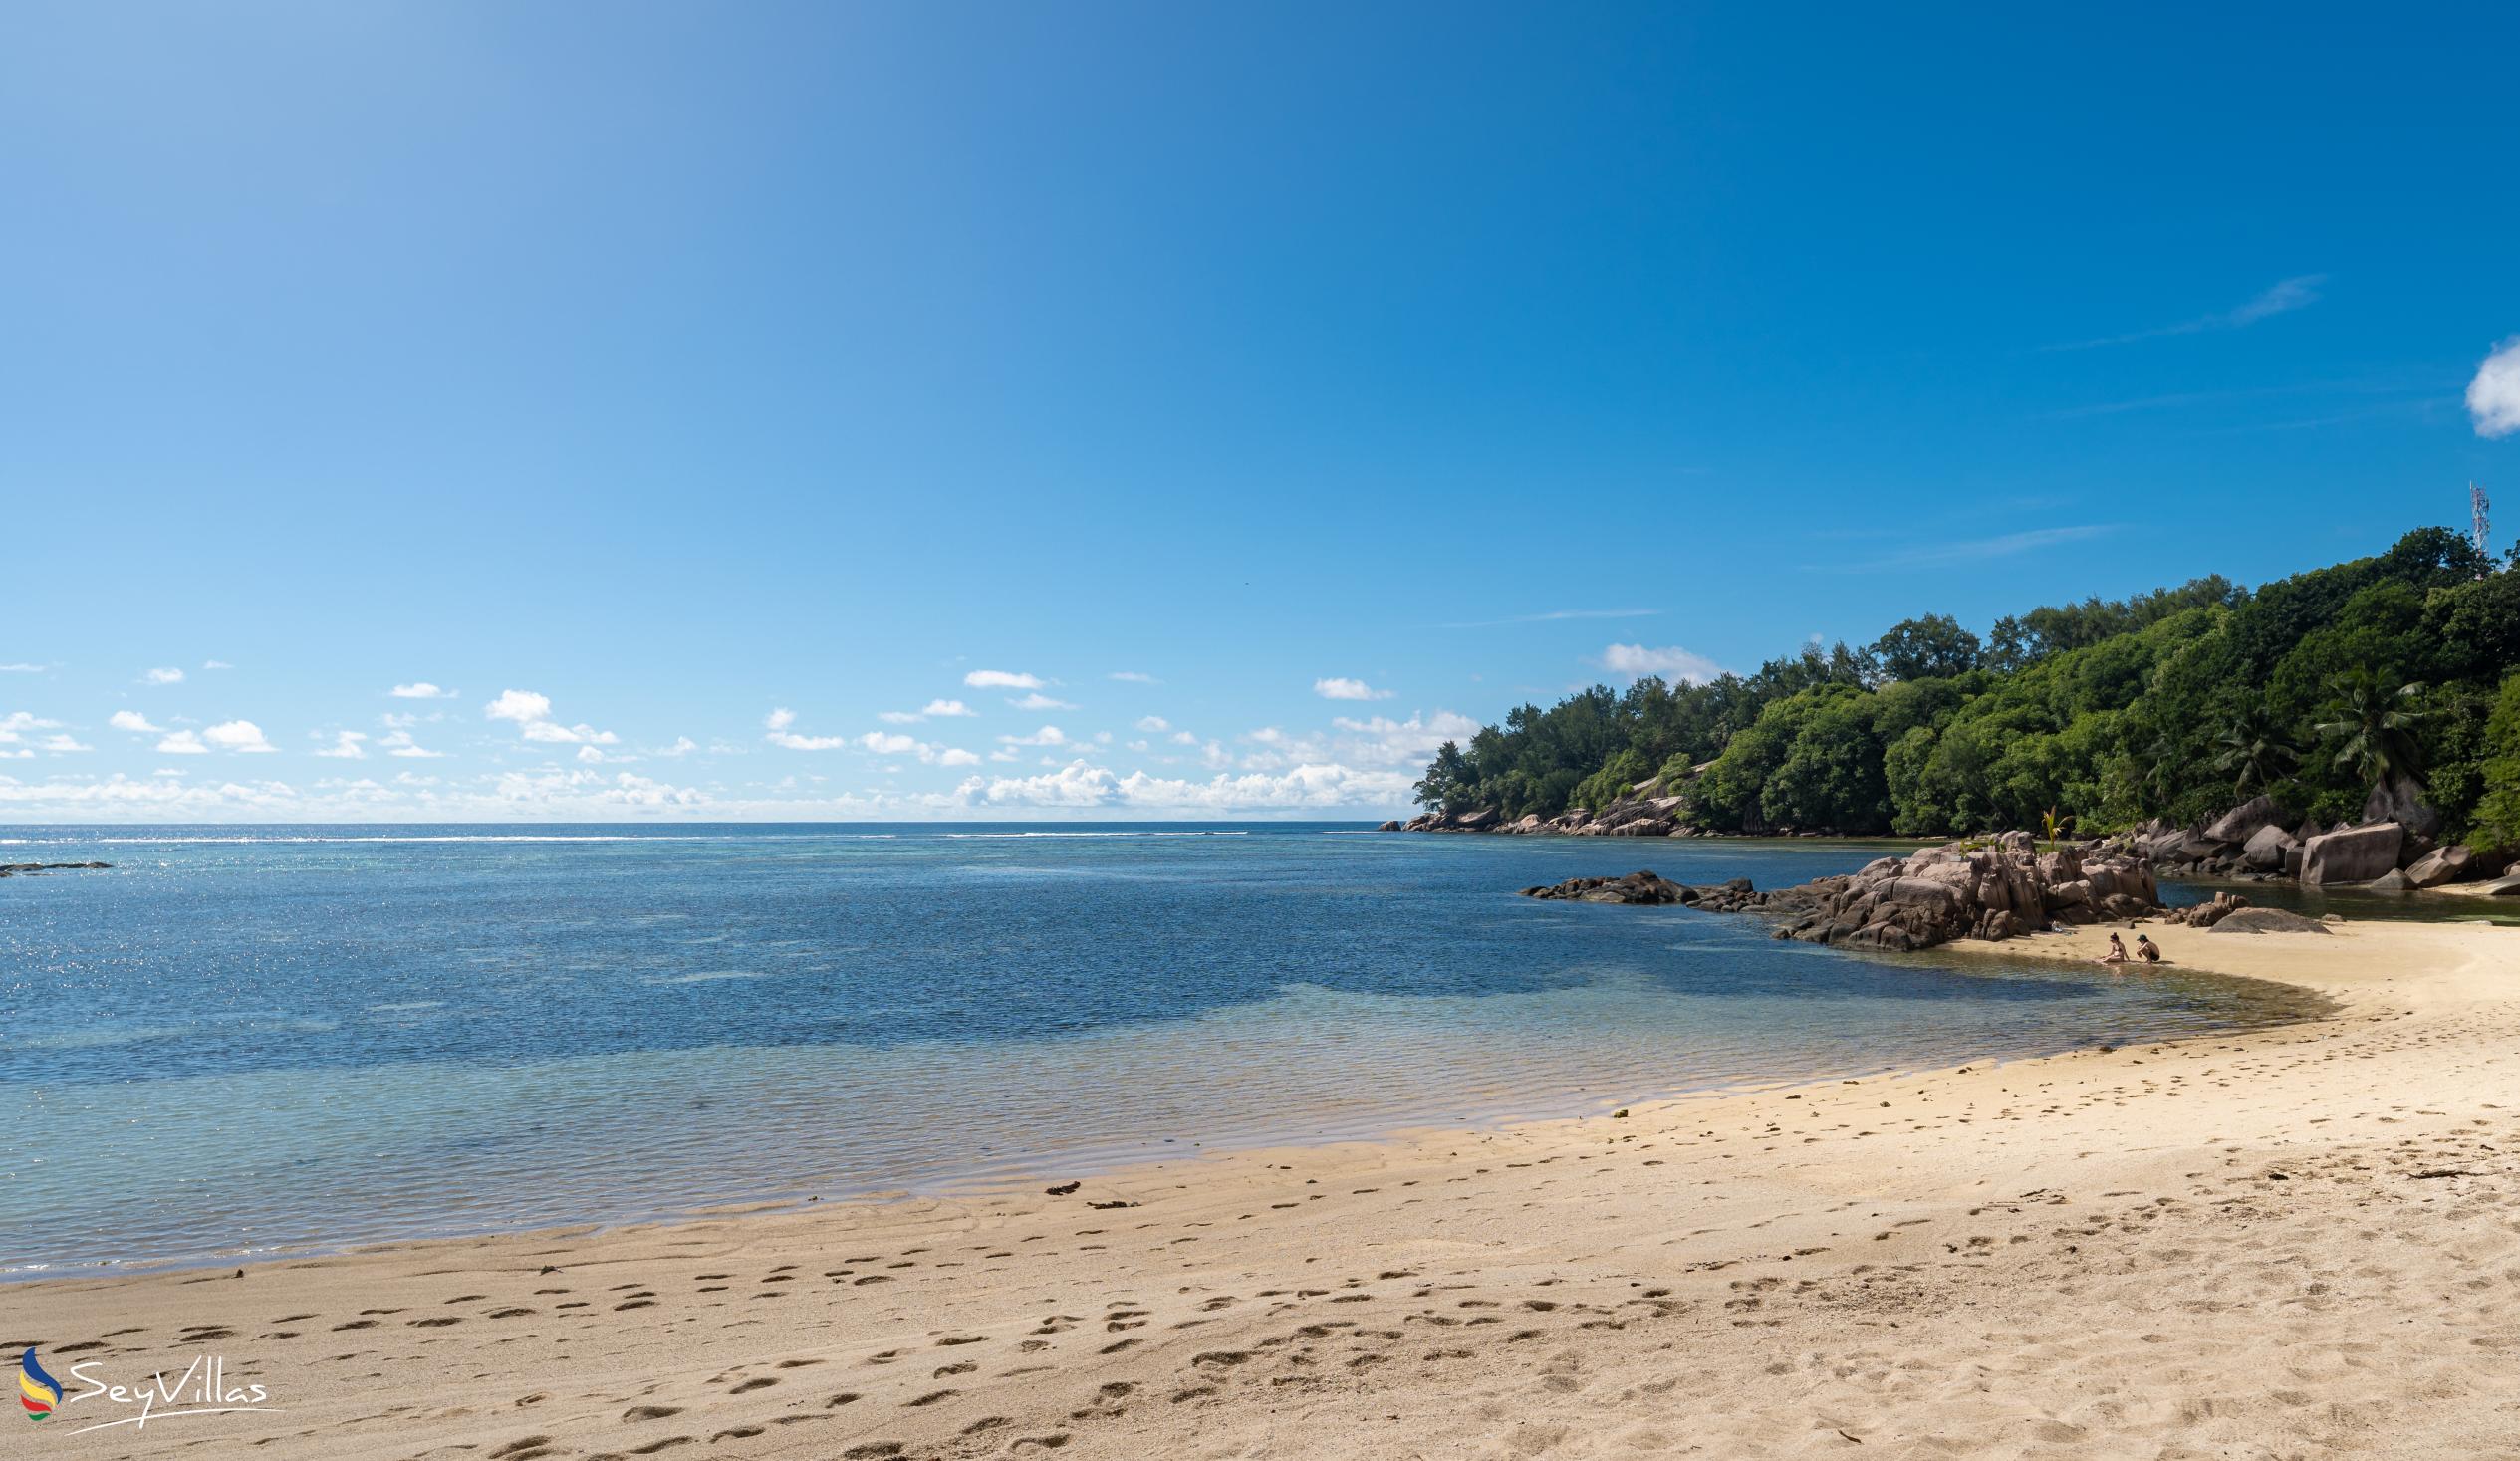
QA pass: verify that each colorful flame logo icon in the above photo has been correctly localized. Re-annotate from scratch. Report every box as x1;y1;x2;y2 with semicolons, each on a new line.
20;1348;63;1421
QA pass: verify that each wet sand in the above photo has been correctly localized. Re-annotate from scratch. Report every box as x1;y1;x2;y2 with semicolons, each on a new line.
15;916;2520;1459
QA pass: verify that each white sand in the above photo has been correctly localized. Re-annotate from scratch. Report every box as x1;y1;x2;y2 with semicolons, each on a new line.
17;915;2520;1459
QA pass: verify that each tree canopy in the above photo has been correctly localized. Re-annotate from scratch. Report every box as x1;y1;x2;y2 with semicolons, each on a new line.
1415;530;2520;846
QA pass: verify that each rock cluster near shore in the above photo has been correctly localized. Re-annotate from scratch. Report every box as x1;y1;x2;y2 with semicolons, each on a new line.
2117;790;2500;892
0;860;110;877
1519;832;2166;953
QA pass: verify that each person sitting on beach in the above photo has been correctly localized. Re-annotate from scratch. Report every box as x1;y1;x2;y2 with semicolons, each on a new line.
2098;933;2128;964
2136;933;2164;964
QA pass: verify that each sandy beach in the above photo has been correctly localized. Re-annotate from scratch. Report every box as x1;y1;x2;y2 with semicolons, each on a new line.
16;913;2520;1460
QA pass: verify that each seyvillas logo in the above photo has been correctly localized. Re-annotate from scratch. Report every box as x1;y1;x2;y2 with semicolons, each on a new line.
19;1349;63;1420
19;1347;279;1436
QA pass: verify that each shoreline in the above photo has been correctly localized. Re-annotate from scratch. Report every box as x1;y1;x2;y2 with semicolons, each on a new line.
18;915;2518;1457
4;930;2324;1287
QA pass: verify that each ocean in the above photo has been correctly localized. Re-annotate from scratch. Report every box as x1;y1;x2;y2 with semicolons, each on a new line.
0;823;2317;1274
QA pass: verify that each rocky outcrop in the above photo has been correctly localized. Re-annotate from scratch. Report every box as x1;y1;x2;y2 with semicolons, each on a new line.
2203;795;2288;846
1518;870;1761;910
1705;834;2163;953
2301;823;2404;885
2210;906;2332;934
2241;823;2298;871
2363;773;2443;841
0;861;111;876
2166;891;2251;927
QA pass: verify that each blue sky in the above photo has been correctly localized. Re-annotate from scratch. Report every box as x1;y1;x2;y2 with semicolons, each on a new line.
4;3;2517;821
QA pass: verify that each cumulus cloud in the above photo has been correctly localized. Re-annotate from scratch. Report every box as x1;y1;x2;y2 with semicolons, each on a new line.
141;666;185;685
202;659;233;670
381;730;443;759
953;758;1414;811
855;730;980;766
157;730;209;754
317;730;369;759
202;720;278;754
0;712;61;745
1313;677;1392;701
1135;715;1171;732
2469;336;2520;438
109;710;163;734
1108;671;1159;683
485;689;554;724
997;725;1068;747
762;708;848;751
1009;692;1079;711
39;734;91;753
879;698;977;723
484;688;617;746
964;669;1044;690
390;682;457;699
1600;644;1725;683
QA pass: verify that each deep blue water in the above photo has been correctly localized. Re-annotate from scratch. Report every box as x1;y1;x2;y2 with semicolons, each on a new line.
0;824;2316;1274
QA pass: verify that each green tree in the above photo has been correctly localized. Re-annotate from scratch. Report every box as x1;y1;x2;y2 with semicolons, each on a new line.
2313;668;2430;788
2211;699;2300;795
1870;614;1981;682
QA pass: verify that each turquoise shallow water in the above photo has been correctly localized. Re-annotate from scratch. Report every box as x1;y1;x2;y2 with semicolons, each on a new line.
0;824;2317;1273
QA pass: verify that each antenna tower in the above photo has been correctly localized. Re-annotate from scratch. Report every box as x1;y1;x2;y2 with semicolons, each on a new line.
2474;482;2494;567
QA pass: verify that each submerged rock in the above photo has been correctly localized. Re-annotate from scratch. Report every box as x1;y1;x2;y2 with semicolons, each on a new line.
0;861;111;876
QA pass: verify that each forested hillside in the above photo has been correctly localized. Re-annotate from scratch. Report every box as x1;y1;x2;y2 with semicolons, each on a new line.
1412;528;2520;846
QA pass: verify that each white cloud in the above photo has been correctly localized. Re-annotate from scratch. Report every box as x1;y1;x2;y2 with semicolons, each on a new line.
768;729;849;751
39;734;91;753
1135;716;1171;732
954;758;1414;811
879;698;977;724
1108;671;1159;683
390;682;457;700
142;666;185;685
964;669;1045;690
0;663;48;673
1313;677;1392;701
485;688;616;746
2469;335;2520;438
381;730;443;759
202;659;234;670
0;711;61;745
485;689;554;724
202;719;278;754
997;725;1068;747
858;730;982;766
1171;730;1199;746
317;730;369;759
765;707;797;731
1009;691;1079;711
660;736;699;756
157;730;209;754
1600;644;1725;683
109;710;163;734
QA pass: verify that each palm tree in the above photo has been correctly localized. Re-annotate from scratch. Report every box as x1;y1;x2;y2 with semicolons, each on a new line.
2313;669;2430;788
2211;699;2300;795
2039;805;2074;848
